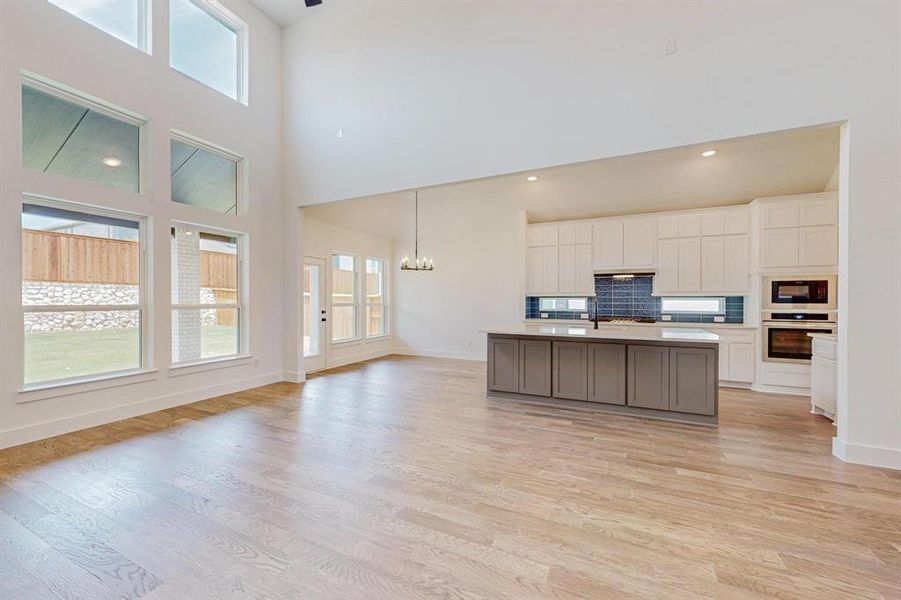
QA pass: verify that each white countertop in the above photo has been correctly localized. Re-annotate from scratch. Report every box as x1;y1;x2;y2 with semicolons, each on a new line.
484;323;720;342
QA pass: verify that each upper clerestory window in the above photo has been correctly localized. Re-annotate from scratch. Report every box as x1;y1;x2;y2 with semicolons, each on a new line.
169;0;248;103
48;0;150;52
22;77;144;194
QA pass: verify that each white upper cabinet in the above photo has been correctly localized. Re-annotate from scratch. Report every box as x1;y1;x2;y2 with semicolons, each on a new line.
558;222;592;245
592;216;655;270
758;192;837;270
654;207;750;295
526;245;558;295
623;217;657;268
558;243;593;295
592;219;624;268
527;225;558;247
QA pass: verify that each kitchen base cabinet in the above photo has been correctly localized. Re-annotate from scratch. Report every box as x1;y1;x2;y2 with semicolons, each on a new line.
518;339;552;397
487;337;518;393
669;347;717;416
627;345;670;410
553;342;588;401
588;343;626;405
487;334;718;425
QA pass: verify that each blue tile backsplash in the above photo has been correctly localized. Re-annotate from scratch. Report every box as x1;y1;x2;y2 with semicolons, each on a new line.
526;275;744;324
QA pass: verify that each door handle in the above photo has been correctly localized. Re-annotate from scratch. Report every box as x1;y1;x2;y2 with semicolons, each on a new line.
321;317;327;322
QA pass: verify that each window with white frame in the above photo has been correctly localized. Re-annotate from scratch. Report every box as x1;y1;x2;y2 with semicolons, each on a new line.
539;297;588;312
660;297;726;314
169;0;246;102
22;78;142;193
170;134;240;214
331;254;357;342
22;200;146;386
365;258;387;337
171;225;243;364
48;0;149;51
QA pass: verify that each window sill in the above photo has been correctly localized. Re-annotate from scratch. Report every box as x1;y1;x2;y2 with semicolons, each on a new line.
168;355;253;377
17;368;160;403
364;334;392;342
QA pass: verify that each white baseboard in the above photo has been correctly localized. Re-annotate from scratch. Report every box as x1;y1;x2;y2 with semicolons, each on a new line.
751;383;810;396
833;437;901;470
0;371;284;451
719;381;752;390
391;347;485;362
282;370;306;383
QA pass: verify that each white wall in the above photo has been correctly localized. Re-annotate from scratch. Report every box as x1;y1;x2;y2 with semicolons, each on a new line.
283;1;901;468
302;216;394;369
0;0;285;448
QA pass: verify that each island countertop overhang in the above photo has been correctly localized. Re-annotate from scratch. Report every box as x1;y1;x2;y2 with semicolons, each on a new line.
481;324;720;345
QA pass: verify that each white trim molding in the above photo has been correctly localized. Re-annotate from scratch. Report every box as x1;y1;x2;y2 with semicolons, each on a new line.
833;437;901;471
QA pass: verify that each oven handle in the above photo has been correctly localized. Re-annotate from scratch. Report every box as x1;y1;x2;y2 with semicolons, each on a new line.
762;321;836;330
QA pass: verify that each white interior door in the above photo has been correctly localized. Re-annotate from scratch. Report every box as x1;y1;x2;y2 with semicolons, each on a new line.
303;257;326;372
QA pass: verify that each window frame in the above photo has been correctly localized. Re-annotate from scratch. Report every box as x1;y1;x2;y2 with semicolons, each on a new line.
170;129;245;215
169;221;248;368
21;71;149;195
660;297;726;315
538;297;589;312
47;0;152;53
20;195;150;390
365;257;389;339
330;253;359;344
169;0;249;104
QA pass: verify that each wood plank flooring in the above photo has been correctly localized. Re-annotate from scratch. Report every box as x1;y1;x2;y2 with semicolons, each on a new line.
1;355;899;599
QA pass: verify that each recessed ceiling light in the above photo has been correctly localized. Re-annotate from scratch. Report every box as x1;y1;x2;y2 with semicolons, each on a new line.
102;156;122;167
701;150;717;157
527;175;539;181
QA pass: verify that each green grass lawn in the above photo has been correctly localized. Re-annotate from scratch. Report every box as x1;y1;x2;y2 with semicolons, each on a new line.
24;325;238;384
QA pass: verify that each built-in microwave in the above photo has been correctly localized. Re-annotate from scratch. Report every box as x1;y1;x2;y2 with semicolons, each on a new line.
761;275;837;311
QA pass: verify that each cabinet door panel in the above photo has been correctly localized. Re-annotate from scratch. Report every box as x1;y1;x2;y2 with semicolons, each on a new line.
488;338;518;393
527;226;558;247
702;213;725;236
557;245;576;295
588;343;626;405
627;345;670;410
723;234;749;292
592;220;624;268
762;202;799;228
798;226;837;267
724;210;749;235
678;214;702;238
718;341;730;380
519;340;552;397
657;216;679;239
553;342;588;401
669;347;716;415
701;237;725;292
677;238;701;292
623;217;656;267
574;244;594;295
761;229;799;268
526;247;544;294
799;196;837;226
655;239;679;293
728;342;755;383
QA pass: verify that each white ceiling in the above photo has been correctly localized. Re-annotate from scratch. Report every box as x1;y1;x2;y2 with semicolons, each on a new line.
304;125;840;239
249;0;325;27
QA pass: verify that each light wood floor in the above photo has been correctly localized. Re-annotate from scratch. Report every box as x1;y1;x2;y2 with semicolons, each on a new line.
1;356;899;599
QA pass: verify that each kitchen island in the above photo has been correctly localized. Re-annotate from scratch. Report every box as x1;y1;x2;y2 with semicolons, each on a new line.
485;324;720;425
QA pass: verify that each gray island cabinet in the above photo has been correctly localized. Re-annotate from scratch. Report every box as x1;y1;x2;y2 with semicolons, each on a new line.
485;325;719;425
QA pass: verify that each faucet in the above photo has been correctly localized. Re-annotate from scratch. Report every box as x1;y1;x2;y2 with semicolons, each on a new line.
592;296;600;329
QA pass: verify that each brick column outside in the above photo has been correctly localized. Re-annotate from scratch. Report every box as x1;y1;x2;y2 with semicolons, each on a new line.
171;228;202;362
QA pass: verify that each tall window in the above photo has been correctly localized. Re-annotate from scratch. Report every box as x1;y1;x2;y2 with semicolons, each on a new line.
331;254;357;342
170;135;239;214
48;0;148;51
22;201;145;386
169;0;246;102
171;225;243;364
365;258;387;337
22;80;142;193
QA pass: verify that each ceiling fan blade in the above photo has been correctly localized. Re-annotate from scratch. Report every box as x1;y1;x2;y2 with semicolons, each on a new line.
304;0;323;6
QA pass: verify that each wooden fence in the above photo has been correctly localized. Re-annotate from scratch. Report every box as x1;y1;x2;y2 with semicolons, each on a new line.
22;229;237;289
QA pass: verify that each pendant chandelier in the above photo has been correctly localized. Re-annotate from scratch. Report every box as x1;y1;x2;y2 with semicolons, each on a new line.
400;190;434;271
